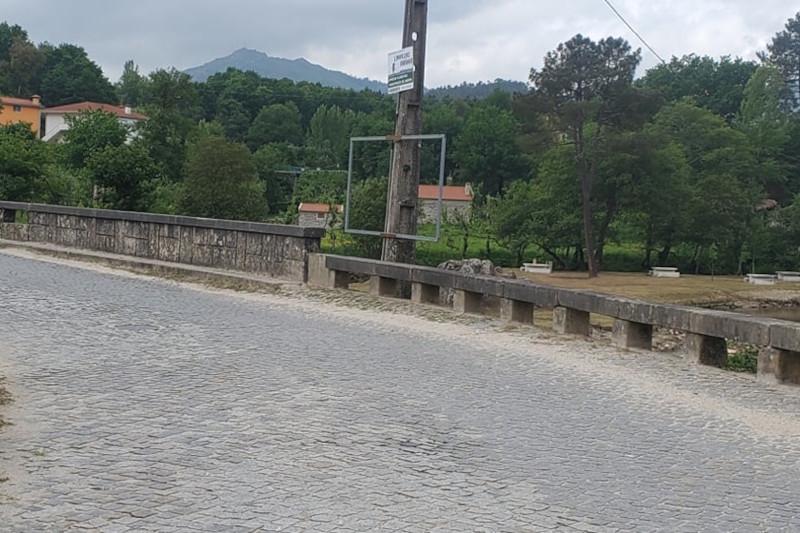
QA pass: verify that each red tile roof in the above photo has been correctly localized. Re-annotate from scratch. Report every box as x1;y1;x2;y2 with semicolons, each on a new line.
298;203;343;213
418;184;472;202
1;96;42;108
299;186;472;213
43;102;148;120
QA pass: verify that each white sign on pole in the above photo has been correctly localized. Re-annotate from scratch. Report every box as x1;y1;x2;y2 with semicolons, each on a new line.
387;47;414;95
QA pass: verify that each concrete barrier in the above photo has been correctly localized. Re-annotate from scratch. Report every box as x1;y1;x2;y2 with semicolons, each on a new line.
309;253;800;386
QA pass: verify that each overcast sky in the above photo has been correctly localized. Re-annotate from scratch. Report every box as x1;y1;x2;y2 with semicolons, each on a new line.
4;1;798;87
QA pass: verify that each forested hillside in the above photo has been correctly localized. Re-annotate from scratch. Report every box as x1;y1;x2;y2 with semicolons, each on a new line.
3;13;800;276
426;79;528;100
183;48;387;92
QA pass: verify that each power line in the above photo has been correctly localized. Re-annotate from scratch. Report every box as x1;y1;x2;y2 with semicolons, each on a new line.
601;0;666;64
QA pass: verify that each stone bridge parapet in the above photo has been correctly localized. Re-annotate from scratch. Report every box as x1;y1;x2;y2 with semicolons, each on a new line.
309;253;800;386
0;202;324;282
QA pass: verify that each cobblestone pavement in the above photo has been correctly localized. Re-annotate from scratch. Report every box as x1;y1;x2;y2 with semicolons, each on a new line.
1;250;800;532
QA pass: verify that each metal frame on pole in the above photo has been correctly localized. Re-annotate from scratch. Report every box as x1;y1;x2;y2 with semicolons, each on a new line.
344;133;447;242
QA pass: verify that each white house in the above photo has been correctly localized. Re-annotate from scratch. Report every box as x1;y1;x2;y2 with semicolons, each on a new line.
41;102;148;142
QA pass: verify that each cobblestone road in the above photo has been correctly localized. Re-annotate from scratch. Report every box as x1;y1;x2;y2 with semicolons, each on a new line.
1;249;800;532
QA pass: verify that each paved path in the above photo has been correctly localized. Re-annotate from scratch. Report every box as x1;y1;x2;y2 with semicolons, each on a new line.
1;249;800;532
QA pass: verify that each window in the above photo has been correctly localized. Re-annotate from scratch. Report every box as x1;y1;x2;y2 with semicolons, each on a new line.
13;105;22;112
316;213;326;220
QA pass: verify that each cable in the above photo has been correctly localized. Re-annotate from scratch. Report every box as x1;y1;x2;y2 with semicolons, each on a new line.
601;0;666;64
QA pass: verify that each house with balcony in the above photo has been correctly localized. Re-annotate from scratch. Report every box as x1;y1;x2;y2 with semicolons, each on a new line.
41;102;148;142
0;95;43;134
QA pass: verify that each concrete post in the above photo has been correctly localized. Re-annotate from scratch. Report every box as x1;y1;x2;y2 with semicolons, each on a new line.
370;276;399;297
453;289;481;314
411;282;439;305
612;319;653;350
307;254;349;289
758;347;800;385
685;333;728;367
500;298;534;325
553;307;591;336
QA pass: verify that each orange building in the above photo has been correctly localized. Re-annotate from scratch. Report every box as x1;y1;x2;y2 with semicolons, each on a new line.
0;95;43;134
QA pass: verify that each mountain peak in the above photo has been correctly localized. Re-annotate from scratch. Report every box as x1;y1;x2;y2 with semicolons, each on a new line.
184;49;385;92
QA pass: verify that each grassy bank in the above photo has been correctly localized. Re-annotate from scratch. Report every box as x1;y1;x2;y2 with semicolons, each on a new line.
513;270;800;307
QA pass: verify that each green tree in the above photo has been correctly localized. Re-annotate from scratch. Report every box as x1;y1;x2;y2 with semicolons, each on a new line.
610;133;692;267
252;144;292;215
421;99;465;180
349;112;393;182
0;34;43;97
292;170;347;205
140;68;201;182
306;104;355;168
638;55;757;121
530;34;641;277
179;136;266;221
61;109;128;169
650;100;759;273
452;105;526;196
38;43;116;105
763;12;800;108
247;102;304;150
735;64;791;202
347;176;387;258
490;180;538;265
216;98;251;142
527;144;585;268
85;144;161;211
0;123;51;201
116;60;147;107
0;22;28;93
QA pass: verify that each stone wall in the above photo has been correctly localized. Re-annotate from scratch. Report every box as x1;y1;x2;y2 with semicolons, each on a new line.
0;202;324;282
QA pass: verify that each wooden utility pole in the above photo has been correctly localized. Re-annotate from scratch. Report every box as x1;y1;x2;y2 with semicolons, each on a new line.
382;0;428;265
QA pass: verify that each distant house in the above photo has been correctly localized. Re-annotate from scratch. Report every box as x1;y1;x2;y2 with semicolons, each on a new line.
41;102;148;142
418;183;473;222
297;183;474;229
0;95;43;134
297;203;343;229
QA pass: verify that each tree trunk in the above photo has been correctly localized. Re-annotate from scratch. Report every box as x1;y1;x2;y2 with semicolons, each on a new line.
642;235;653;270
595;196;616;268
657;243;671;267
516;247;524;267
692;244;701;275
460;219;469;259
539;244;567;269
576;127;599;278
